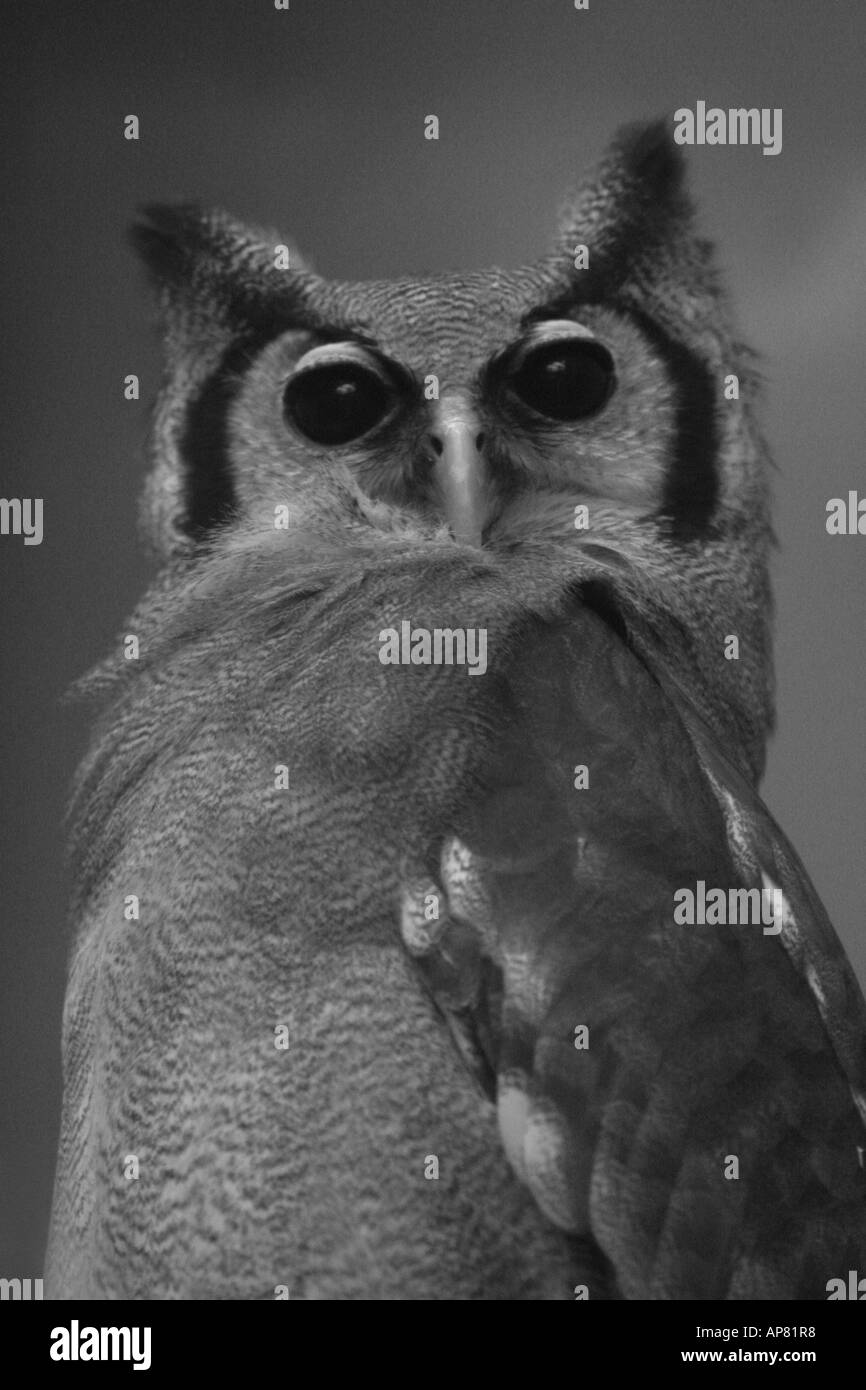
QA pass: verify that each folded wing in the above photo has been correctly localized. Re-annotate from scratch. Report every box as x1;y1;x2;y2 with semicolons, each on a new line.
401;603;866;1299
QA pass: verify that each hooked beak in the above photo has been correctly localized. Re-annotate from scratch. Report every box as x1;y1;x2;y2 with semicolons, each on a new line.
428;398;489;548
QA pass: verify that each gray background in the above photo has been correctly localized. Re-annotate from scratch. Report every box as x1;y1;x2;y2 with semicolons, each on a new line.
2;0;864;1274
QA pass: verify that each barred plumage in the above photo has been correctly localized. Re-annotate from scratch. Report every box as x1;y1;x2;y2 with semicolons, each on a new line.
46;121;866;1300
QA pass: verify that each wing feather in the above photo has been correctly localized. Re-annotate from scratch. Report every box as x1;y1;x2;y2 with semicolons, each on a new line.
402;604;866;1299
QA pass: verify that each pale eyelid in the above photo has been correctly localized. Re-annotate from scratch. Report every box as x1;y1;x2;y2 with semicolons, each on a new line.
290;341;392;379
519;318;598;349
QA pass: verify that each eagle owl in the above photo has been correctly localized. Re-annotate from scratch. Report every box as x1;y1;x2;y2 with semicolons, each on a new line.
47;121;866;1300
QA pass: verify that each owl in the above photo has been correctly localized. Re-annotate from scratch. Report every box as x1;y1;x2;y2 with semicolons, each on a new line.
46;121;866;1300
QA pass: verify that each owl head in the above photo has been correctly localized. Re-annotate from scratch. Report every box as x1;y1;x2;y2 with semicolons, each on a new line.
131;120;774;780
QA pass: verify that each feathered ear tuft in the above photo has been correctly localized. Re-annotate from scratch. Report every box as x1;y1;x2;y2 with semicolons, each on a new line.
129;203;208;285
604;118;688;209
128;206;320;560
549;118;701;301
129;204;314;320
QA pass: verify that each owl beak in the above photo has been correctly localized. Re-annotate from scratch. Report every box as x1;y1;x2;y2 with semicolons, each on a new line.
429;406;489;548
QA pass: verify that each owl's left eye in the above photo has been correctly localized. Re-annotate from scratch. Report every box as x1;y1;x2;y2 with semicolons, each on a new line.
507;336;616;422
283;353;395;445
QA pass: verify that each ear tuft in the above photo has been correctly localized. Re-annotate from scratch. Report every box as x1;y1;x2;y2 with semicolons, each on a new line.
127;205;318;561
553;117;696;293
128;203;313;303
608;118;687;206
129;204;214;286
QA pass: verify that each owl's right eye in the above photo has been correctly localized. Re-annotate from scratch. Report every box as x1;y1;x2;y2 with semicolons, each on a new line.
283;350;395;446
494;319;616;425
508;337;615;422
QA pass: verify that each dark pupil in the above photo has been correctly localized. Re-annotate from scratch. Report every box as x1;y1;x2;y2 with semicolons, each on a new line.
511;340;615;421
284;364;390;444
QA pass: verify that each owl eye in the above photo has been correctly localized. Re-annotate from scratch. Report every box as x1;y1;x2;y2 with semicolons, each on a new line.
283;356;394;445
509;338;615;422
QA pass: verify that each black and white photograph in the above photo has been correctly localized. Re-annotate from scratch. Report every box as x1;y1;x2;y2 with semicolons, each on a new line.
2;0;866;1349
